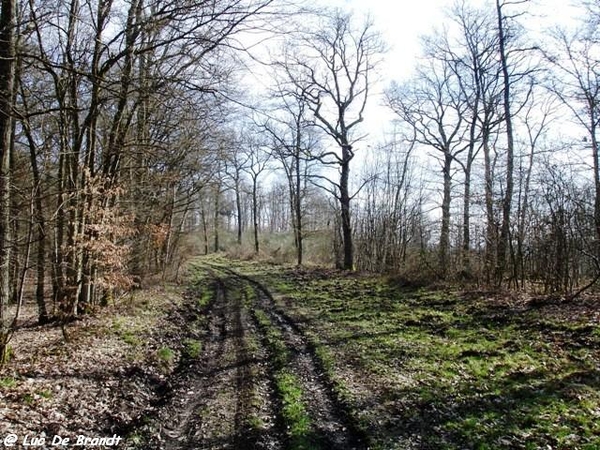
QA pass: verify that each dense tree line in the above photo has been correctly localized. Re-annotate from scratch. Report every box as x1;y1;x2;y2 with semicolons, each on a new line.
1;0;600;362
369;0;600;291
0;0;279;361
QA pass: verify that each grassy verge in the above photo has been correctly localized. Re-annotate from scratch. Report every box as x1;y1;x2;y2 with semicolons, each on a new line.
233;261;600;450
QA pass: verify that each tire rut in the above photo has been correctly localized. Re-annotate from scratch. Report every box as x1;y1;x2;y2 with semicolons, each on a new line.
210;265;366;450
147;277;282;450
153;281;228;449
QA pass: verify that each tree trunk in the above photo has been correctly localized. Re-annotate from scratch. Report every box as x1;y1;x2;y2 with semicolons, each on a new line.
213;184;221;253
295;152;303;266
340;145;353;270
439;152;453;278
24;132;48;322
496;0;515;286
252;179;260;254
462;86;481;277
201;203;209;255
483;128;496;284
462;159;473;276
236;175;242;245
591;115;600;258
0;0;16;364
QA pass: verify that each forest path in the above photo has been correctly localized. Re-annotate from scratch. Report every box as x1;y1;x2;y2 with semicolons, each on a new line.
142;263;365;450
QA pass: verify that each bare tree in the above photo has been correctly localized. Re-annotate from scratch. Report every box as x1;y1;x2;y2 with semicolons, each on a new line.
259;88;320;265
354;133;419;273
446;2;502;277
241;133;271;254
223;135;251;246
514;85;556;287
278;10;383;269
494;0;536;285
548;6;600;258
387;56;469;278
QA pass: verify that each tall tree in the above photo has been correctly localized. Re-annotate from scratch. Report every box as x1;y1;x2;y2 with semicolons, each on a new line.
494;0;533;285
13;0;278;318
548;3;600;262
241;134;270;254
260;88;319;266
224;136;250;246
387;57;469;278
279;10;382;269
448;2;501;277
0;0;16;363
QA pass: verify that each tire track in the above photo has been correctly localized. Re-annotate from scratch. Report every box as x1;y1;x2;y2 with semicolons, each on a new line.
209;264;366;450
147;276;282;450
154;280;229;449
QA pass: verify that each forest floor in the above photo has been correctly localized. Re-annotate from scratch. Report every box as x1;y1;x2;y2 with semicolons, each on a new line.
1;256;600;449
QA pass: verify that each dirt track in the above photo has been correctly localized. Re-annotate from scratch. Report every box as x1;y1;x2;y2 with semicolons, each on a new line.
140;265;364;450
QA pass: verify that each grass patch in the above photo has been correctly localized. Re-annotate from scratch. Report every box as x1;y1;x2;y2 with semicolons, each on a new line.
233;261;600;450
183;339;202;359
36;389;53;399
157;346;176;371
254;309;289;368
0;376;17;388
277;370;315;450
251;306;317;449
197;288;212;309
121;331;142;346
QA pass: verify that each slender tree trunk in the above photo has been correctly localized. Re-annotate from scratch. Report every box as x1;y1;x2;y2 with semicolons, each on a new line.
590;114;600;257
35;218;48;322
517;132;536;289
462;87;480;277
462;159;473;276
252;178;260;254
10;171;19;305
22;120;49;323
201;203;209;255
496;0;515;286
235;175;242;245
295;152;303;266
213;183;221;253
161;184;175;280
55;147;66;312
16;193;34;321
0;0;16;364
483;129;496;284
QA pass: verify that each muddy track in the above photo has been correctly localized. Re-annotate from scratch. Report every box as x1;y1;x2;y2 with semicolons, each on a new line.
144;277;282;450
209;264;366;450
135;264;364;450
